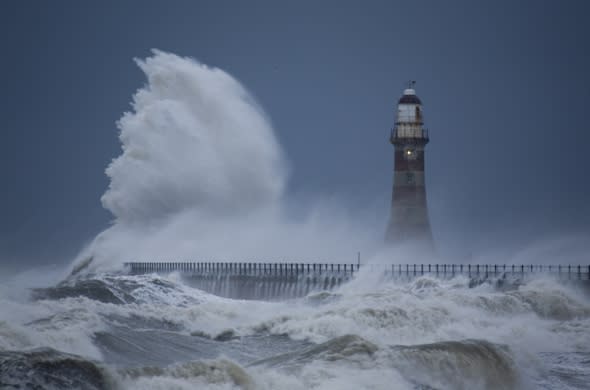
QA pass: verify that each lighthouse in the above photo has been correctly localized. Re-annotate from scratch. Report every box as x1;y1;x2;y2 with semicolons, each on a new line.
385;82;433;247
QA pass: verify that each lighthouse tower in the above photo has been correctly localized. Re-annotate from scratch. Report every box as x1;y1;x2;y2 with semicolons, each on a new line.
385;82;433;247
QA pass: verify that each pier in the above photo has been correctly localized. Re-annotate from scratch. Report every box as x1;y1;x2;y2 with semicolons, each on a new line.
124;262;590;300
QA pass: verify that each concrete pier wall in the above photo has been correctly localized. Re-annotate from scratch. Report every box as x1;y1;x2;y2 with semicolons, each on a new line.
124;262;590;300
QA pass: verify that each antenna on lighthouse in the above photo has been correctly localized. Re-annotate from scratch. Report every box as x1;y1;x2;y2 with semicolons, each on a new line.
408;80;416;89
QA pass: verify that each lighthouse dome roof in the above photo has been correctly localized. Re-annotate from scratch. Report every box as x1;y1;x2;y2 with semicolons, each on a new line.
398;88;422;105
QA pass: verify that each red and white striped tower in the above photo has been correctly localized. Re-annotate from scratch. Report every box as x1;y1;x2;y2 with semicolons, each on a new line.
385;82;433;247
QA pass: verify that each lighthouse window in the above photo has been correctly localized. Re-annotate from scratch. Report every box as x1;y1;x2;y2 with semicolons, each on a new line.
406;172;415;184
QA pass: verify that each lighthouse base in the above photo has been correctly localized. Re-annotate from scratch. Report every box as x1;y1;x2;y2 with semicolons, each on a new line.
385;187;434;250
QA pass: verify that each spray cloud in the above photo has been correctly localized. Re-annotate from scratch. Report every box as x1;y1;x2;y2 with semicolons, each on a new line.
79;50;379;271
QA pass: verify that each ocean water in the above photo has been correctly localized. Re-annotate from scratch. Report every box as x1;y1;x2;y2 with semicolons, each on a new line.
3;50;588;389
1;270;589;389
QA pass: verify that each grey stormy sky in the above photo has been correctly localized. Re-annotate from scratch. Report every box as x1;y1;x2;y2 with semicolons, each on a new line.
1;0;589;271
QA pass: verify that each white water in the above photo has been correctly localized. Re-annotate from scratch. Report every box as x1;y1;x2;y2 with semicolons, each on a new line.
1;272;589;389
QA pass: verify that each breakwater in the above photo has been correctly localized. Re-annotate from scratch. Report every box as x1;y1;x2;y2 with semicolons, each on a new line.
124;262;590;300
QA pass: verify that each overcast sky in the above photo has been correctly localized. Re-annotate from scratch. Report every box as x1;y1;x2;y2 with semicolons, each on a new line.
2;1;589;271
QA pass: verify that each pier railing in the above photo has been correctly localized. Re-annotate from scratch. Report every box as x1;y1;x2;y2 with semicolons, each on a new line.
123;262;589;300
124;262;590;280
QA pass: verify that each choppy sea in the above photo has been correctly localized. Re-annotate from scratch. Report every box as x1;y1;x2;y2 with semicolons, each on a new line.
1;269;589;389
